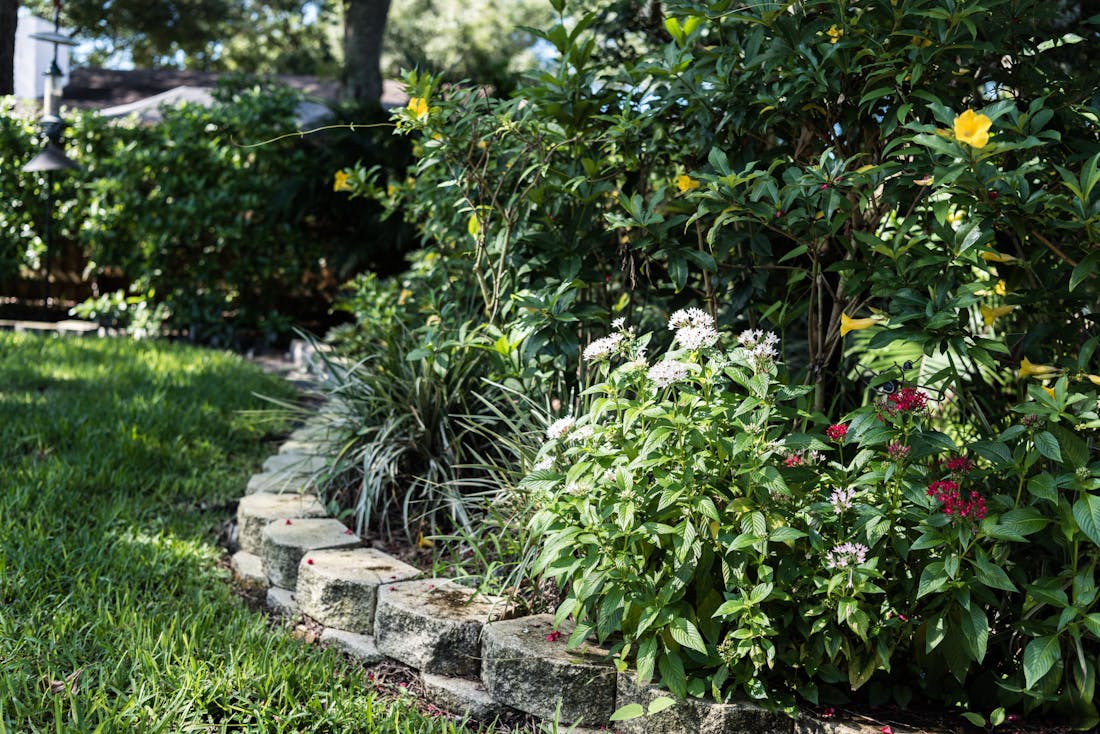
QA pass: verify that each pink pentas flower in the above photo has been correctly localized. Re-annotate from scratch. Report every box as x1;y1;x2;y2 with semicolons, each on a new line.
887;442;911;460
928;480;987;522
826;423;848;441
545;630;564;642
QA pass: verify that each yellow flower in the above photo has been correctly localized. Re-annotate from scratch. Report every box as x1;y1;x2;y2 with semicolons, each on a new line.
333;170;351;192
840;313;879;337
953;109;992;149
946;208;966;225
995;280;1007;296
826;25;843;43
1043;386;1056;399
980;304;1015;326
1088;374;1100;387
1019;357;1059;380
407;97;429;119
981;249;1016;263
676;174;701;193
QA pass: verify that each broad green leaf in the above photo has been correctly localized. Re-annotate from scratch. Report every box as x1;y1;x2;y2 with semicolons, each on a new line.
636;636;658;683
1034;431;1062;462
649;696;677;715
1023;635;1062;689
960;604;989;662
669;618;708;654
973;552;1018;592
609;703;645;721
1073;495;1100;546
917;562;948;598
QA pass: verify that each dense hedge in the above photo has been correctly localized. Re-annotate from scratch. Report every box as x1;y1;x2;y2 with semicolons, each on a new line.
0;81;411;345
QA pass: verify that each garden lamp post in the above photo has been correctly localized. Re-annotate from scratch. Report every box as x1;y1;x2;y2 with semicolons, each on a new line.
22;0;77;313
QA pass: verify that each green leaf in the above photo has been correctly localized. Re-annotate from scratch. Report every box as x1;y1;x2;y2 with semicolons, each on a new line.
658;650;687;697
961;604;989;662
1073;495;1100;546
917;562;948;598
973;552;1018;592
1023;635;1062;689
1034;431;1062;462
962;712;987;727
648;696;677;715
636;636;658;683
669;618;708;654
609;703;645;722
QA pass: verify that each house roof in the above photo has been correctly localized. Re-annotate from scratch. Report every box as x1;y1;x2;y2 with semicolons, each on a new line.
61;67;407;109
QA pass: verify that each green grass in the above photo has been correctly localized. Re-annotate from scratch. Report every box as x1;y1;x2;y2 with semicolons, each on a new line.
0;334;491;733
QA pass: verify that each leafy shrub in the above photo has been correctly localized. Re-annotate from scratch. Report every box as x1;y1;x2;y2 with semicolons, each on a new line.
529;311;1100;725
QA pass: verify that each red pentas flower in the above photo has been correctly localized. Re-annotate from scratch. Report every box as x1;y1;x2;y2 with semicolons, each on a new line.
885;387;928;414
545;630;564;642
826;423;848;441
927;480;987;522
945;456;975;473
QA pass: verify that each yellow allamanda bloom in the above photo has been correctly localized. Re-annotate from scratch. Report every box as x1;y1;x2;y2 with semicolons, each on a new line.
407;97;429;119
676;174;701;193
826;25;843;43
1088;375;1100;387
840;313;879;337
980;304;1015;326
333;170;351;192
981;250;1016;263
1043;386;1056;399
953;109;992;148
1019;357;1059;380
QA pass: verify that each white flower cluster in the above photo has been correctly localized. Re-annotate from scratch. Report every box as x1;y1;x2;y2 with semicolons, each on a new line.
546;415;575;440
826;542;869;569
647;359;690;388
570;425;595;443
583;332;625;362
830;486;856;513
669;308;719;351
668;307;711;330
737;329;780;370
532;455;555;471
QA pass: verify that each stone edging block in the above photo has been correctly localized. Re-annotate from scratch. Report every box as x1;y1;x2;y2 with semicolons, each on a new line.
236;492;327;554
616;672;792;734
374;578;500;677
481;614;616;727
421;673;515;722
296;547;420;632
261;518;361;588
247;471;313;495
266;586;298;617
262;452;329;476
320;628;386;664
230;550;266;586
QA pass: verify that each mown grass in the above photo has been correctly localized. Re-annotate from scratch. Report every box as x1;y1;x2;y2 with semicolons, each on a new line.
0;334;489;733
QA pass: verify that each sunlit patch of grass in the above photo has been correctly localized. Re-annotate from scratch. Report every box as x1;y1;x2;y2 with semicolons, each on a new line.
0;334;494;733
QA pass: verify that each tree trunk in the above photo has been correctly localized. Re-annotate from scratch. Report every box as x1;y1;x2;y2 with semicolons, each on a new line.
0;0;17;96
342;0;390;104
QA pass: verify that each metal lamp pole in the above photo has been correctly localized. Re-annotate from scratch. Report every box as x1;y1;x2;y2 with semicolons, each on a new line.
22;0;77;314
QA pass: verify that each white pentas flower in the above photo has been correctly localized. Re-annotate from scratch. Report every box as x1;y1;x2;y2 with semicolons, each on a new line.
668;307;713;330
532;455;554;472
737;329;780;370
830;486;856;513
583;332;625;362
570;425;595;443
676;325;719;350
546;416;575;440
647;359;691;388
668;308;718;351
826;542;869;569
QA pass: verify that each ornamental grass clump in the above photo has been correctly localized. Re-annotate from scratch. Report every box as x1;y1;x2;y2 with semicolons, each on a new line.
527;314;1100;726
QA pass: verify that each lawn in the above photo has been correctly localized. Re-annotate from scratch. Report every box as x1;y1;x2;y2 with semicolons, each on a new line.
0;333;488;733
